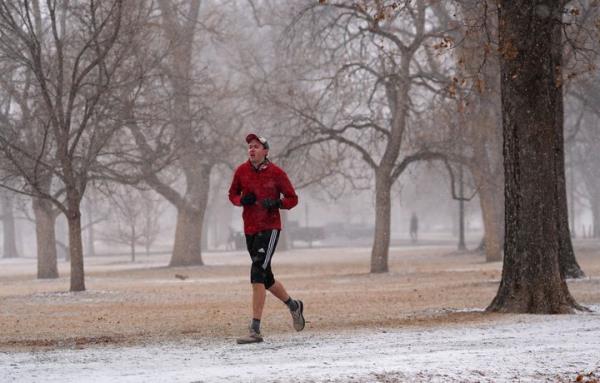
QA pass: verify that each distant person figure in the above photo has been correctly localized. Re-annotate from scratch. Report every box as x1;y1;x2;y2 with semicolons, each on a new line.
410;212;419;243
228;133;304;344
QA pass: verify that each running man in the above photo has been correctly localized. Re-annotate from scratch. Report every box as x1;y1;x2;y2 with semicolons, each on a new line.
228;133;305;344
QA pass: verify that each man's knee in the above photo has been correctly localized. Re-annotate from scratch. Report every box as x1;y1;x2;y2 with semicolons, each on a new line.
264;274;275;289
250;264;274;288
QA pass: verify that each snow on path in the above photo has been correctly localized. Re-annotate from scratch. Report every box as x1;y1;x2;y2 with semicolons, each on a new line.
2;308;599;383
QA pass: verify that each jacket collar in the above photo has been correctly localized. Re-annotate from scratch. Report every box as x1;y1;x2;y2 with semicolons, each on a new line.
248;158;270;172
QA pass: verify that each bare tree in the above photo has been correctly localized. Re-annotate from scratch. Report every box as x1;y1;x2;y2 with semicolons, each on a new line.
278;1;452;272
0;0;60;277
0;0;147;291
125;0;249;266
435;0;505;262
153;0;206;266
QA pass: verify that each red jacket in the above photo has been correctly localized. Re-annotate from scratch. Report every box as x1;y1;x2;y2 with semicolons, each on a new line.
228;160;298;234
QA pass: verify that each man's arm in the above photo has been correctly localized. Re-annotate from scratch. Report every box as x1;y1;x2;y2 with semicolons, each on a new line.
228;169;242;206
278;170;298;210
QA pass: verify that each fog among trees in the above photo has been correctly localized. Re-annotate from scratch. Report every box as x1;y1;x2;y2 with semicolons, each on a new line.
0;0;599;314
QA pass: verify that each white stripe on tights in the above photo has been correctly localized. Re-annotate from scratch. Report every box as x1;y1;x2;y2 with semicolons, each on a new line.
262;230;277;269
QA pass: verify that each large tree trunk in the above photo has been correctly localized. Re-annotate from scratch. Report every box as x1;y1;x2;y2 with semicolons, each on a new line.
155;0;206;267
65;183;85;291
67;207;85;292
1;192;19;258
168;164;209;266
558;213;584;279
170;205;205;266
370;172;392;273
488;0;580;313
33;198;59;279
494;186;505;248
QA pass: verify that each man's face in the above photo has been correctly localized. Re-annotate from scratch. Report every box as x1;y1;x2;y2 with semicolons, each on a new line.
248;139;268;164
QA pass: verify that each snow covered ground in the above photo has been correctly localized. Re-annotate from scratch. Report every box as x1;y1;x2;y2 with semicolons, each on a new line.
2;306;599;383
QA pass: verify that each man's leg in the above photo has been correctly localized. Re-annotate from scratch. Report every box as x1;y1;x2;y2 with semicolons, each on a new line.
268;280;305;332
260;230;305;332
249;229;277;322
237;281;266;344
237;233;267;344
237;282;266;344
252;282;267;319
246;230;305;335
267;280;290;302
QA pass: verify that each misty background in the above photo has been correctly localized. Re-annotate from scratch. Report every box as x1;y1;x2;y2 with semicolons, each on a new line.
0;0;598;284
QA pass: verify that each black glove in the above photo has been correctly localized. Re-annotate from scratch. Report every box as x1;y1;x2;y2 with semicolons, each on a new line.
261;199;282;209
240;192;256;206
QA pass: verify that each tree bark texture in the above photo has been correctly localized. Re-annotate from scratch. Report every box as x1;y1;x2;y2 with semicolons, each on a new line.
488;0;581;313
168;166;209;266
170;205;205;266
67;208;85;292
370;172;392;273
33;198;59;279
63;171;86;291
